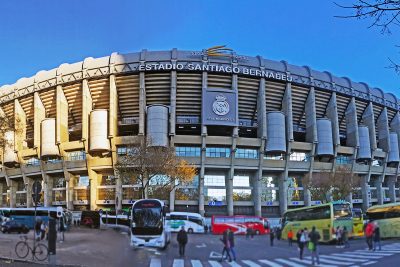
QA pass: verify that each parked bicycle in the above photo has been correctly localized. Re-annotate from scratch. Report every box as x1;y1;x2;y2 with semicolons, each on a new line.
15;236;48;261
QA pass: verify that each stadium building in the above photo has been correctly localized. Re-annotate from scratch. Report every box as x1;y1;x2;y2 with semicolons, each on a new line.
0;48;399;217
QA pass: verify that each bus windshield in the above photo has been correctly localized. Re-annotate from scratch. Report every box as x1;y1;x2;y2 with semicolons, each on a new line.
132;205;163;235
333;204;351;219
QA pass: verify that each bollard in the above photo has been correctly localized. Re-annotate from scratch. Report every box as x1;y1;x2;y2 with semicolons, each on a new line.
48;217;57;265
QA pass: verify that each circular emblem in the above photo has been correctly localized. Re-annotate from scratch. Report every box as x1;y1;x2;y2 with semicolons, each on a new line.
212;94;230;116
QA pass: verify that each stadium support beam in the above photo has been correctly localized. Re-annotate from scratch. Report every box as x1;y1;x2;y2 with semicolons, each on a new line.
377;107;391;153
375;175;385;205
14;99;26;153
326;92;340;147
9;179;16;208
362;102;377;151
361;175;370;211
82;79;92;151
282;83;294;142
139;49;147;136
279;172;288;216
257;78;267;139
170;48;177;137
34;92;46;154
56;86;69;144
305;87;318;144
345;97;359;148
387;175;397;203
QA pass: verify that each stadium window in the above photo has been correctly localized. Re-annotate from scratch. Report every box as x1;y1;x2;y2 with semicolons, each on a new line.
175;146;201;157
336;154;351;165
25;157;40;166
206;147;231;158
289;151;310;162
264;153;285;160
235;148;258;159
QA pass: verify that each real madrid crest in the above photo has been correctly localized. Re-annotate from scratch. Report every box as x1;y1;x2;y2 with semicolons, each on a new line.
212;94;230;116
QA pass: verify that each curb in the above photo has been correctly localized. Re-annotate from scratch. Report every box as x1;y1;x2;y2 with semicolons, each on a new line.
0;256;84;267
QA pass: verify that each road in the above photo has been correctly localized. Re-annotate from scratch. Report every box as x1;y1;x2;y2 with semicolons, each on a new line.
0;228;399;267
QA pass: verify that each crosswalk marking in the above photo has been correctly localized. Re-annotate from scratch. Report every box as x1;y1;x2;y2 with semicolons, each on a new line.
209;261;223;267
242;260;261;267
354;250;393;256
361;261;377;266
191;260;203;267
305;256;353;265
258;259;283;267
173;259;184;267
376;250;400;253
227;261;241;267
149;258;161;267
290;257;338;267
333;253;382;259
275;258;307;267
319;255;367;262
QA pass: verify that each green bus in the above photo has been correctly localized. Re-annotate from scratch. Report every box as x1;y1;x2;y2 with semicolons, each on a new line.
366;202;400;238
281;201;353;242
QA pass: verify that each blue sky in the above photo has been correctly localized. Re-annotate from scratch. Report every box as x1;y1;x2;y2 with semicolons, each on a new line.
0;0;399;96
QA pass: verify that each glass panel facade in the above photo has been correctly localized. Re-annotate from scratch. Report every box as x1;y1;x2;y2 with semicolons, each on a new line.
264;153;284;160
372;158;384;166
233;189;252;201
261;176;279;203
54;177;66;188
336;154;351;165
65;151;86;161
116;146;137;156
122;187;142;200
235;148;258;159
175;188;199;200
175;146;201;157
16;193;26;206
148;186;169;200
98;188;115;200
204;175;225;186
100;175;116;186
204;188;226;201
206;147;231;158
233;176;250;187
287;176;303;202
289;152;310;162
53;190;66;202
76;176;89;187
25;157;40;166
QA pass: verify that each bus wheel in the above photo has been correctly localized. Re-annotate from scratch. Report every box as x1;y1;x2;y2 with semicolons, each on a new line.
255;230;260;235
188;228;193;234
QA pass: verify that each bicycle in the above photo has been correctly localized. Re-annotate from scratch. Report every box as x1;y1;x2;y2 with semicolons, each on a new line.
15;236;48;261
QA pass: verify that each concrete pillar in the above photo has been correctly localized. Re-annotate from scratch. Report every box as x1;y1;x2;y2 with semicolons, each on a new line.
109;75;118;138
279;172;288;216
56;85;69;143
82;79;92;150
0;183;2;206
170;49;177;136
361;175;370;212
139;50;147;136
43;174;53;207
66;177;74;211
346;98;359;148
169;188;175;212
9;180;16;208
375;175;384;205
257;78;267;139
387;176;397;203
326;92;340;147
25;177;33;208
282;83;294;142
226;169;234;216
377;108;391;152
252;170;262;217
362;102;377;151
115;174;122;211
305;87;317;144
89;169;98;211
34;92;46;154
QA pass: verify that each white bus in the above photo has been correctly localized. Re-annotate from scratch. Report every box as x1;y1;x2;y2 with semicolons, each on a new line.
130;199;171;249
166;212;205;233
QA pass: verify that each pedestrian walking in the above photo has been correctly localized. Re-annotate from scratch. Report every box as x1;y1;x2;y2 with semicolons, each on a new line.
308;226;321;266
287;229;294;246
59;218;65;242
343;226;350;248
34;220;41;241
269;228;275;247
204;224;208;234
227;228;236;261
246;227;251;239
220;229;232;262
298;229;306;260
40;221;46;240
335;226;343;248
177;226;188;256
373;223;381;251
365;221;374;250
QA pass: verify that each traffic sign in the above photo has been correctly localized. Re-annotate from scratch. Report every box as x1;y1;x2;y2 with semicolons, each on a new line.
208;201;223;206
56;206;63;218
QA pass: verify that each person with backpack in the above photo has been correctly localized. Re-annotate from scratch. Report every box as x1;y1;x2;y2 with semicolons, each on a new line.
298;229;306;260
342;226;350;248
227;228;236;261
177;226;188;257
373;223;381;251
308;226;321;266
269;228;275;246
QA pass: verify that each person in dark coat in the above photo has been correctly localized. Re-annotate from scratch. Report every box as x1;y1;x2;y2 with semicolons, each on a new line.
308;226;321;266
373;223;381;251
269;228;275;246
220;229;232;262
177;226;188;256
227;228;236;261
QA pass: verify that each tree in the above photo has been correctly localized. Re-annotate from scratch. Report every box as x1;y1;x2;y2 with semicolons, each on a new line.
115;137;197;199
336;0;400;71
303;166;362;203
0;108;22;149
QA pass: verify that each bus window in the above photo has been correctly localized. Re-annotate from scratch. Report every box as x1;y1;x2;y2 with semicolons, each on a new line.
171;215;187;221
225;217;234;223
333;204;351;219
188;216;203;226
235;217;245;223
215;217;224;223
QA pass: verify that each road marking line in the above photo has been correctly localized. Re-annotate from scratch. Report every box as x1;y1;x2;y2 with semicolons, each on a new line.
227;261;242;267
361;261;377;266
320;255;367;262
304;257;353;265
290;257;338;267
172;259;184;267
275;258;307;267
333;253;381;259
258;259;283;267
242;260;262;267
149;258;161;267
191;260;203;267
209;261;223;267
377;250;400;253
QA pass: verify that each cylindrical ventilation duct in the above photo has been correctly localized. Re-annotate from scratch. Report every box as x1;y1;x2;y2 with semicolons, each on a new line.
357;126;371;160
41;118;59;157
388;132;400;163
316;118;334;156
266;111;286;153
3;131;17;164
89;109;110;152
147;105;169;147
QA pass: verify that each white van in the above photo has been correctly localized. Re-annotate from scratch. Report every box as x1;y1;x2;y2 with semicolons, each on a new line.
165;212;205;233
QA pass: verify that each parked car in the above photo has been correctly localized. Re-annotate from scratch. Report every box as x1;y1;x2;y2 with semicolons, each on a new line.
1;221;29;234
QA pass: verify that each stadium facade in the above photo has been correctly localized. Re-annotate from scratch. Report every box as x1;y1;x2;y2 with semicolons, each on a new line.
0;48;399;217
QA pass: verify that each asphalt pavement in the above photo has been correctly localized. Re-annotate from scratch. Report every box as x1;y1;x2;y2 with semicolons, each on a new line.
0;227;399;267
